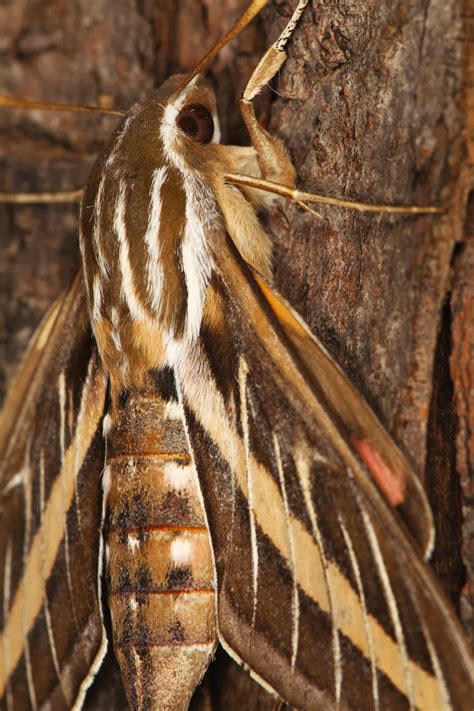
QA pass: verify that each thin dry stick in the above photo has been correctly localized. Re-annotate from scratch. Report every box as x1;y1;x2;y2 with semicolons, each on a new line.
0;190;83;204
0;95;125;116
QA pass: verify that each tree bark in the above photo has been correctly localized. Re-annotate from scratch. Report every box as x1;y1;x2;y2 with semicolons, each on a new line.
0;0;471;707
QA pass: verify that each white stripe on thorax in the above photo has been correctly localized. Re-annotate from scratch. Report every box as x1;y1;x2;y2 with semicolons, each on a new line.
87;115;132;321
110;307;122;352
144;166;167;311
88;175;108;323
93;175;108;277
114;179;153;324
160;90;216;340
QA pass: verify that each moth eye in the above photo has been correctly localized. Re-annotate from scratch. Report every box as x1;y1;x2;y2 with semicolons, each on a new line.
176;103;214;144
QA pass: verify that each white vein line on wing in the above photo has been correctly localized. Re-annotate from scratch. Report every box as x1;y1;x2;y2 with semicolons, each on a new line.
39;451;67;701
2;538;13;711
411;589;452;711
273;434;299;670
424;625;452;711
59;372;95;672
22;446;32;574
114;178;152;324
360;504;415;709
59;372;82;647
338;514;379;711
22;619;36;711
72;366;109;711
175;381;219;632
70;385;83;536
21;446;37;711
294;453;342;704
239;358;258;629
144;166;167;311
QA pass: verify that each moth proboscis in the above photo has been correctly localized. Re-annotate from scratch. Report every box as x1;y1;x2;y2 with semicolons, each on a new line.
0;1;472;710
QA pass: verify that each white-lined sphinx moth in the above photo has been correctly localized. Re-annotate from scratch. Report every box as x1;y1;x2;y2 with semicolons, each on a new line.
1;1;472;709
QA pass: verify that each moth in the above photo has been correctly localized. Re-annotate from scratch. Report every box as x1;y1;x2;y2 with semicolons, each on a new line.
0;1;472;710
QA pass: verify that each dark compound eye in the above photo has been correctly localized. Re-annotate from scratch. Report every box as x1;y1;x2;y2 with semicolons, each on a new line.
176;103;214;144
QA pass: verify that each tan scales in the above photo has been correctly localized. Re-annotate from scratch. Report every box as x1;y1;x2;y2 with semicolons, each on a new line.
105;384;216;710
0;1;472;710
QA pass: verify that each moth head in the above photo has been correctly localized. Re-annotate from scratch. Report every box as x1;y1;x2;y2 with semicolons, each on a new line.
102;74;221;179
160;73;221;156
86;74;220;176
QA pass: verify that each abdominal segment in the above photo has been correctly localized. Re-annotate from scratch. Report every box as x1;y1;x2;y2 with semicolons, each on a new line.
104;371;216;710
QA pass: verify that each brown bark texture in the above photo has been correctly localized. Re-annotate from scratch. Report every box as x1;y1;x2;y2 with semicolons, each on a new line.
0;0;471;708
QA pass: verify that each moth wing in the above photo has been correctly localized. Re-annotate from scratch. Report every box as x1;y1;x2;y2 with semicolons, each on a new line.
0;273;108;709
179;233;472;710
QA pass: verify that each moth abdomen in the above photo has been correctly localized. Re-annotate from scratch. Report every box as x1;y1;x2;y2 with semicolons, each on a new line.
104;384;216;710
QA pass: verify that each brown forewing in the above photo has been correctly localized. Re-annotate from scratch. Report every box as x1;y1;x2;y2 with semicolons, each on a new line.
0;274;108;709
179;231;473;710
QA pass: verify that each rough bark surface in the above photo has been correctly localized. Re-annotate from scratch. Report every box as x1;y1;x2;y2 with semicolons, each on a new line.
0;0;471;707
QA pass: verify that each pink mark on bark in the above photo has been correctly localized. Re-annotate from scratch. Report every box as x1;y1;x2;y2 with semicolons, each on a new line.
352;438;405;506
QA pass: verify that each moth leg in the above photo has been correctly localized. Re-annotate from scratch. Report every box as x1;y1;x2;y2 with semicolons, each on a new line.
240;0;308;186
224;173;444;215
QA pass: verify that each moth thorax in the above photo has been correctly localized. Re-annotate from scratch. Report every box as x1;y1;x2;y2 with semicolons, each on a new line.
80;131;223;386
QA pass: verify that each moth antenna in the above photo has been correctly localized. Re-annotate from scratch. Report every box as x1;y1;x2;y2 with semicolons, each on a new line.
171;0;269;100
0;190;83;204
225;173;444;215
0;95;125;117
